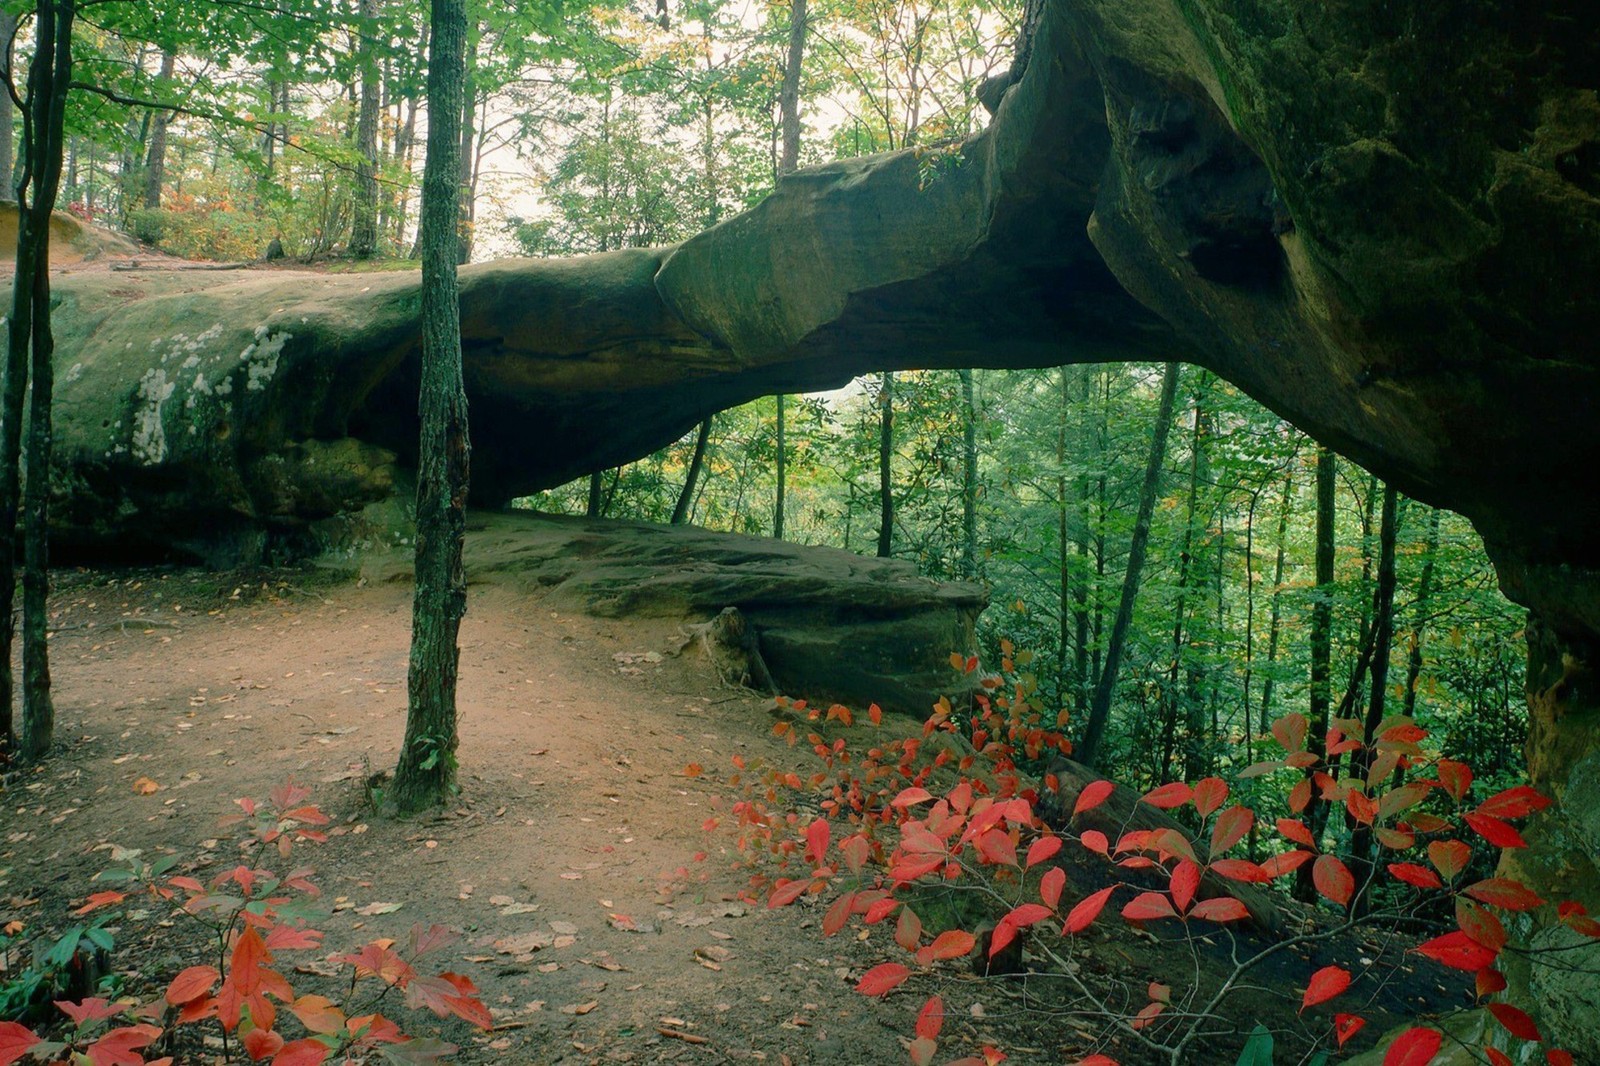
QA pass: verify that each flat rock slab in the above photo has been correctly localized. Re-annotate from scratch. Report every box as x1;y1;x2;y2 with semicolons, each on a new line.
362;510;987;718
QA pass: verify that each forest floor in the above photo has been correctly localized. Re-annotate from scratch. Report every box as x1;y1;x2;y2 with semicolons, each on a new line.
2;559;1471;1065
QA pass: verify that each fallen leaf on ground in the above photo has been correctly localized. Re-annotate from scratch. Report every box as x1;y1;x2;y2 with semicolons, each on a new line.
560;1001;599;1015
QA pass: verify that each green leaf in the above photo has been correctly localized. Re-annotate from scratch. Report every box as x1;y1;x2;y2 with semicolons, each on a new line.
1233;1024;1273;1066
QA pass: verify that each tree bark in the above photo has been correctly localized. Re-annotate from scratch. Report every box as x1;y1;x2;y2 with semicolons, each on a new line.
1401;506;1442;719
773;394;786;539
1296;445;1338;899
959;368;979;579
876;370;893;558
349;0;382;258
1077;363;1181;769
3;0;74;761
1349;482;1399;913
586;471;604;518
771;0;806;541
672;418;712;525
0;10;15;195
142;51;176;210
392;0;469;811
1258;467;1294;733
454;17;479;264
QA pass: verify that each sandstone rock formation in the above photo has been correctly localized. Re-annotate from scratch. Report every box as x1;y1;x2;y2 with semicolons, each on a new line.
35;0;1600;1050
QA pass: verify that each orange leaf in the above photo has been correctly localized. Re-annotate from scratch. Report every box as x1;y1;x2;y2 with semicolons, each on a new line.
896;907;923;952
1272;712;1308;753
910;1036;938;1066
241;1028;284;1060
73;891;127;917
823;893;856;937
269;1038;330;1066
805;818;831;868
1463;878;1544;912
84;1025;162;1066
132;777;161;795
682;763;703;778
1209;859;1270;883
1436;759;1472;802
1301;965;1351;1011
1209;807;1253;857
892;787;935;809
1259;849;1314;879
1079;830;1109;856
1428;839;1472;880
918;929;976;964
1188;897;1250;922
165;966;219;1006
856;963;911;997
768;878;813;909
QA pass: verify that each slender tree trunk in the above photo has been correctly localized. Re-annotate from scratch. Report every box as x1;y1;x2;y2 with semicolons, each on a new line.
0;10;15;196
1401;507;1443;719
1077;363;1181;769
392;0;469;811
959;369;979;579
773;394;786;539
770;0;806;541
876;370;893;558
1163;383;1206;781
1071;368;1092;721
672;419;712;525
349;0;382;258
1258;468;1294;733
1296;446;1338;899
142;51;177;210
1350;484;1400;913
586;472;604;518
1056;367;1070;699
3;0;74;761
454;18;479;264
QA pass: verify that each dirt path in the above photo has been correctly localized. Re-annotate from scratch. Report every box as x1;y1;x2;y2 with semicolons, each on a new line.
3;568;1000;1065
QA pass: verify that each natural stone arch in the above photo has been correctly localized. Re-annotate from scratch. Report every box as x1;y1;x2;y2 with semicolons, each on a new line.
39;0;1600;1052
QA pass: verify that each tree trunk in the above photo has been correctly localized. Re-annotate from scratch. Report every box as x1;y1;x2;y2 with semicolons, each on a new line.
1056;366;1070;700
959;368;979;579
0;10;15;195
1349;483;1399;913
773;394;786;539
454;18;479;264
672;418;712;525
1077;363;1181;769
1258;467;1294;733
876;370;893;558
392;0;469;811
586;472;604;518
349;0;382;258
142;51;177;210
3;0;75;761
1072;368;1093;721
1401;506;1442;719
1296;445;1337;899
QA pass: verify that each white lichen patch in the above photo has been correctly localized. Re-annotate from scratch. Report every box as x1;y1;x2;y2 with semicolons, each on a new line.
132;369;176;465
63;362;84;385
241;329;290;392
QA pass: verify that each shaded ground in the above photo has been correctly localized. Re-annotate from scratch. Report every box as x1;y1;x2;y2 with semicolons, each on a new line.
2;557;1473;1064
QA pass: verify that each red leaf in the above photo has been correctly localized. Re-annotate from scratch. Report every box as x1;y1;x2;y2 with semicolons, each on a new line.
1025;836;1062;870
1382;1027;1442;1066
166;965;220;1006
1335;1014;1366;1047
270;1038;331;1066
915;995;944;1040
1289;778;1312;813
1188;897;1250;922
1209;859;1270;883
890;853;945;883
84;1025;161;1066
73;891;127;916
974;829;1018;868
0;1022;42;1066
1476;968;1508;998
1487;1002;1541;1042
1170;860;1201;914
1272;712;1308;753
892;787;935;809
1209;806;1253;857
856;963;911;997
1121;892;1176;922
823;893;855;937
1073;780;1114;817
1040;867;1066;911
1465;812;1527;849
1313;855;1355;907
768;878;813;909
243;1028;285;1060
1548;1051;1575;1066
1428;839;1473;880
1075;1058;1119;1066
1259;849;1314;878
1080;830;1109;856
805;818;831;867
1063;887;1115;933
1415;930;1498;971
841;834;871;874
1457;899;1507;953
918;929;976;964
1191;777;1228;818
1436;759;1472;802
896;907;923;952
1464;878;1545;912
1388;863;1443;890
1141;782;1192;810
1276;818;1315;847
1475;785;1550;820
1301;965;1351;1011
